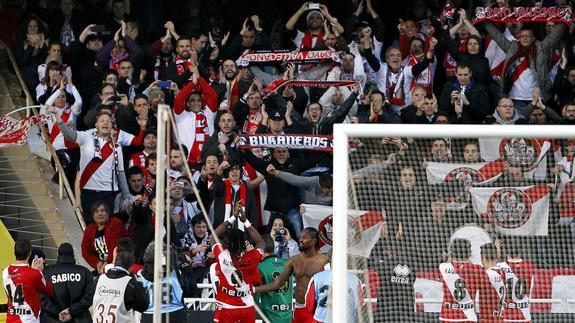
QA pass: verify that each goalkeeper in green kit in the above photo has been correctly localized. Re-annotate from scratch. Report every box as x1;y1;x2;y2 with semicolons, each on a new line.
256;235;294;323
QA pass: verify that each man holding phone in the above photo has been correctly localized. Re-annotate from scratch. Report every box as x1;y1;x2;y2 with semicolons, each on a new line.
285;2;344;49
2;239;53;323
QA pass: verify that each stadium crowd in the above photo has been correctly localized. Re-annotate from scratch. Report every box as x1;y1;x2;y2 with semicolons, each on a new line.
2;0;575;321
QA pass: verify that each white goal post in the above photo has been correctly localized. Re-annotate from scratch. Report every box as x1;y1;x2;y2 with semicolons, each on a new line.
331;124;575;323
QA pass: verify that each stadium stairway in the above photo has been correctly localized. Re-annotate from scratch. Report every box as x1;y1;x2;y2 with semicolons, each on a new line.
0;42;86;267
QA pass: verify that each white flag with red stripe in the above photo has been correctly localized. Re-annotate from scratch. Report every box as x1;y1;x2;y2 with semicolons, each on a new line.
479;137;552;179
485;29;516;77
301;204;382;258
469;184;551;236
0;115;49;148
426;161;505;185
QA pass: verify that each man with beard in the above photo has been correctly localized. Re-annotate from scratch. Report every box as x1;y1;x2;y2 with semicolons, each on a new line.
560;102;575;125
146;21;178;81
256;228;329;323
201;112;241;164
286;4;343;49
166;37;196;88
169;146;187;180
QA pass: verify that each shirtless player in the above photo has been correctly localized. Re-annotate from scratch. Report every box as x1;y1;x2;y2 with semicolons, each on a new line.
255;227;329;323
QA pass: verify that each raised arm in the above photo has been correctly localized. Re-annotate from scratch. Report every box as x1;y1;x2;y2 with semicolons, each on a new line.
255;258;295;293
286;2;311;31
483;21;512;52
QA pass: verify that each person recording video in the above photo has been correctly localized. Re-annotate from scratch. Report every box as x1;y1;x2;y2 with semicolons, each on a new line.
269;217;299;260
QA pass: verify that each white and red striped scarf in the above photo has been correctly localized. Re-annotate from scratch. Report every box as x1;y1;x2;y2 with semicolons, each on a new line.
188;111;208;165
174;55;191;76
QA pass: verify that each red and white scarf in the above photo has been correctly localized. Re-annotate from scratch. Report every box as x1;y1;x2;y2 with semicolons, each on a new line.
300;30;325;50
174;55;192;76
407;54;433;93
188;111;208;165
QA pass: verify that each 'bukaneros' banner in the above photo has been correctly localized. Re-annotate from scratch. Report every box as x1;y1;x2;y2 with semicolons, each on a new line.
236;49;340;67
474;6;573;24
263;79;358;96
237;134;333;151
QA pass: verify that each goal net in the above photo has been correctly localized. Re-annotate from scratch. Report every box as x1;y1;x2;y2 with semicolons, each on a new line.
330;124;575;323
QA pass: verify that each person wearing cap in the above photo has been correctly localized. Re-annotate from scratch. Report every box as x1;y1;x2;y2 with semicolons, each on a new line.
285;2;344;49
42;243;94;323
258;108;287;135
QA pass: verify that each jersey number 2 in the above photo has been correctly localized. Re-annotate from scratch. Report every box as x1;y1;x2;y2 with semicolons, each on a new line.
5;284;24;305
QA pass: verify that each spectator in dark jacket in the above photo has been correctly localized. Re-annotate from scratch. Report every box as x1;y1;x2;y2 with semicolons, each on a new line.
14;15;47;95
42;243;93;323
290;85;359;134
439;62;490;124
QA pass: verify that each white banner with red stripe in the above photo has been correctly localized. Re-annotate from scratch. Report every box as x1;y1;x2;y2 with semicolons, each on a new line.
301;204;382;258
469;184;551;236
479;138;551;179
237;134;333;151
426;161;505;185
474;6;573;24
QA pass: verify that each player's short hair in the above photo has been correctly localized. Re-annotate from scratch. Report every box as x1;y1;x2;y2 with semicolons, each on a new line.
481;243;498;262
116;237;136;254
115;251;135;270
451;238;471;260
127;166;143;177
14;238;32;260
303;227;320;249
504;236;524;259
262;235;275;254
318;173;333;189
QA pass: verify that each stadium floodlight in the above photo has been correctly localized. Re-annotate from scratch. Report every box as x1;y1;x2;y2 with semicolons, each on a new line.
332;124;575;323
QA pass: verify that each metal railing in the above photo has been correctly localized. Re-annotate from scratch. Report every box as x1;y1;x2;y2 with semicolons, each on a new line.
2;41;85;231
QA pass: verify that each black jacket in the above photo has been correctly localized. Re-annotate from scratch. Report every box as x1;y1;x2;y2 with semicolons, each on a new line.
439;80;490;124
41;255;94;323
242;149;328;214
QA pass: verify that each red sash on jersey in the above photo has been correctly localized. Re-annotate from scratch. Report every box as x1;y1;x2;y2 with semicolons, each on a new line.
504;45;536;91
188;112;208;165
49;109;78;149
79;140;116;189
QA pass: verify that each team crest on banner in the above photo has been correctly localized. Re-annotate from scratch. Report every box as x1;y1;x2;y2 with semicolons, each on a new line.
499;138;541;171
318;214;363;248
302;204;382;258
487;188;533;229
445;167;486;185
469;184;550;236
